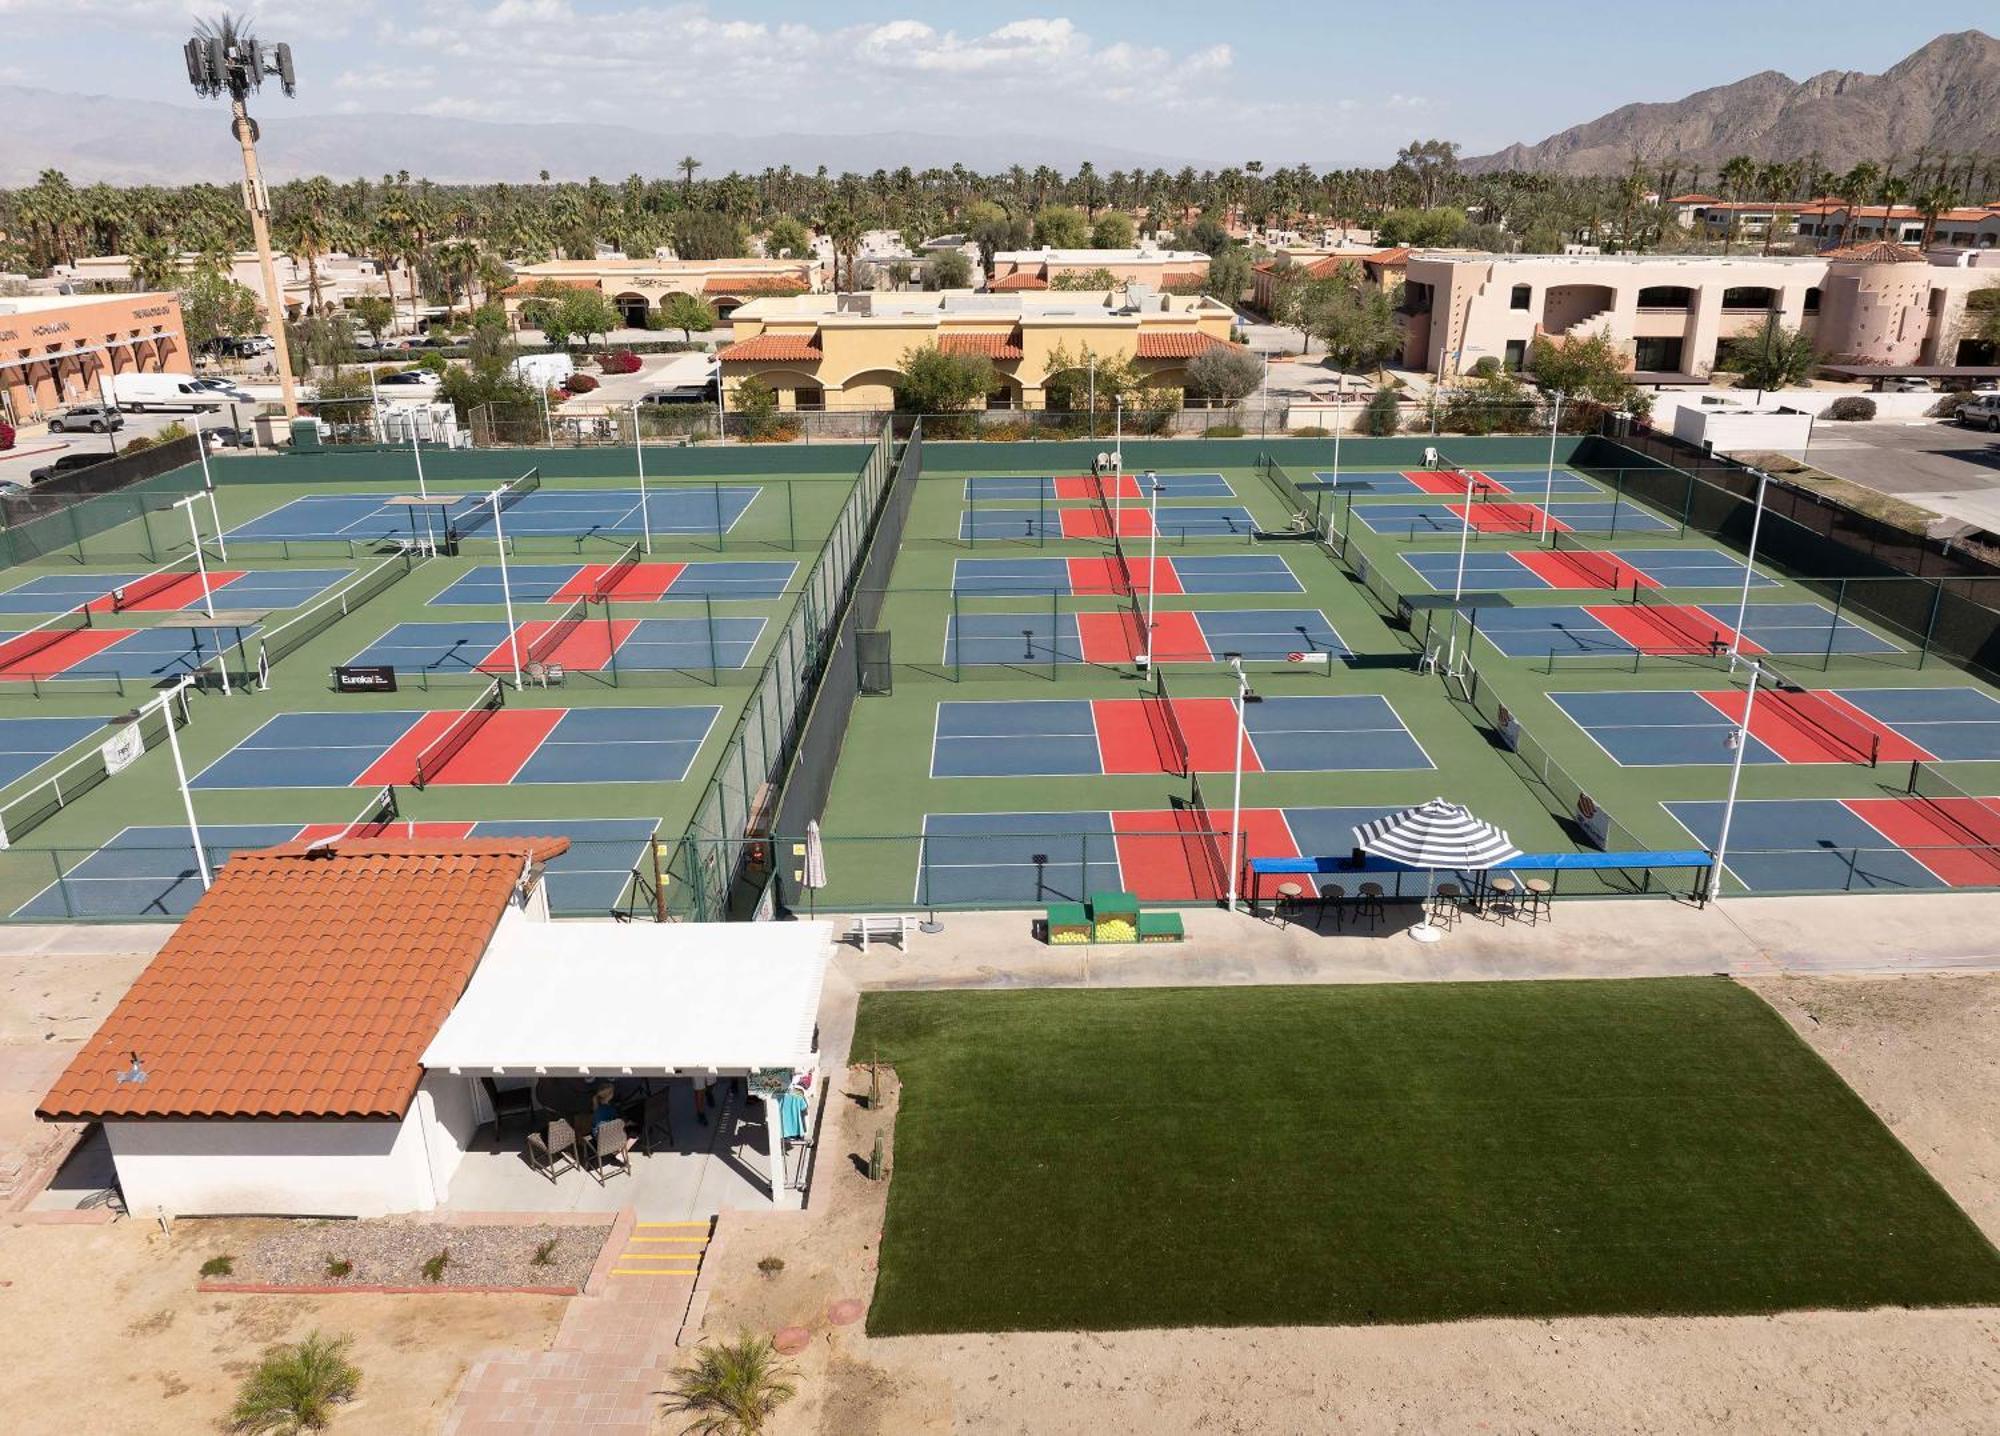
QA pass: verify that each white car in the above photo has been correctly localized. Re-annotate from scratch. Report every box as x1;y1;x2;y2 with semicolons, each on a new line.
1958;394;2000;432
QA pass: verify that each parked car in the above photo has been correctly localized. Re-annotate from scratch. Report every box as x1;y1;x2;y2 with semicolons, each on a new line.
1958;394;2000;432
106;372;218;411
376;370;441;390
203;426;258;450
188;376;254;400
352;333;381;351
640;380;720;407
1879;376;1933;393
47;403;124;433
29;452;113;482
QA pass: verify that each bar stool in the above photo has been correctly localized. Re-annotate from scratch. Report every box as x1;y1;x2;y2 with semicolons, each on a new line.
1274;880;1305;928
1356;881;1386;931
1315;882;1346;930
1522;878;1552;925
1487;875;1517;921
1430;880;1462;931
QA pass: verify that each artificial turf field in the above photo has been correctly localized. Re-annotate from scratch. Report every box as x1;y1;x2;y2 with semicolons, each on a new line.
0;445;872;918
809;446;2000;906
855;979;2000;1335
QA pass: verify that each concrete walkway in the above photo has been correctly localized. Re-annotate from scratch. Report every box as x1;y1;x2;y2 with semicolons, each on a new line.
834;890;2000;993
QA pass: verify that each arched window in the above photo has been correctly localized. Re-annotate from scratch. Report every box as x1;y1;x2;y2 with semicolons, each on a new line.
1803;287;1822;315
1721;286;1776;311
1637;286;1692;309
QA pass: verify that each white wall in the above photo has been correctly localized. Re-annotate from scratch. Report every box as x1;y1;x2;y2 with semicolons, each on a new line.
1671;404;1815;459
104;1110;445;1219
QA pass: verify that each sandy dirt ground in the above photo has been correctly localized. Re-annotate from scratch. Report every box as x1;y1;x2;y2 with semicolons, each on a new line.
0;1218;566;1434
692;977;2000;1435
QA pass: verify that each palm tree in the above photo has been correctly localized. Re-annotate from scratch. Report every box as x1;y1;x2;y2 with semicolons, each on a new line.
1915;182;1961;249
661;1335;796;1436
1717;155;1756;254
1878;176;1911;245
679;155;703;200
823;202;863;291
228;1331;360;1435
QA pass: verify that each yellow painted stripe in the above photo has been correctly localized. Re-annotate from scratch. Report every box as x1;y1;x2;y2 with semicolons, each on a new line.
635;1221;710;1229
615;1252;702;1261
609;1269;697;1278
629;1236;707;1243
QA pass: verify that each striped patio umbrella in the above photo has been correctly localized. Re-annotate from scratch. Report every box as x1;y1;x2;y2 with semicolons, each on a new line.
1353;799;1521;942
801;819;827;917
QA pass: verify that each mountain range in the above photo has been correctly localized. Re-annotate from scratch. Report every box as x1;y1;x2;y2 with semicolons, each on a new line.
0;85;1192;187
1464;30;2000;177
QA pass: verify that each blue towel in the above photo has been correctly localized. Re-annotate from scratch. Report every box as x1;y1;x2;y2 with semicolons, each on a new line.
779;1088;809;1141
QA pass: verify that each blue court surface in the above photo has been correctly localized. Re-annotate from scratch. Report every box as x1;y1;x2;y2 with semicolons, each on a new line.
1550;690;1786;767
1401;546;1778;592
13;817;660;918
1832;687;2000;760
950;554;1302;595
0;567;352;614
1314;468;1607;497
227;486;760;542
959;504;1261;541
929;695;1431;777
1664;799;1947;894
189;706;721;788
965;472;1234;500
347;615;767;673
944;607;1349;666
430;560;798;605
1471;601;1897;659
0;620;261;681
1351;500;1676;536
0;716;108;786
914;805;1416;905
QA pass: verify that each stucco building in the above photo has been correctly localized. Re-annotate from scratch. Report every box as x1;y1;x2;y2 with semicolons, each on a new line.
1397;243;1999;380
1250;247;1410;314
1;291;190;424
986;246;1209;292
502;257;822;328
715;288;1239;410
51;251;403;320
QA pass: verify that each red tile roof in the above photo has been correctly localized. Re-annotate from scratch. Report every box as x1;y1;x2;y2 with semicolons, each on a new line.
716;333;824;362
939;332;1024;360
1134;331;1231;360
1821;240;1927;264
1364;247;1412;266
987;271;1049;291
702;275;808;295
37;838;566;1122
1668;193;1719;204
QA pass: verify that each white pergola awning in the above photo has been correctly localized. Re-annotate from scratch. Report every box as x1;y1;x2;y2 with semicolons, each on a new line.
421;920;833;1077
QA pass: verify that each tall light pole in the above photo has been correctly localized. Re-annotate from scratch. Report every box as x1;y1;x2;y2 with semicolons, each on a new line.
1731;467;1770;658
489;487;523;688
1225;656;1252;912
1709;659;1763;903
1143;470;1161;666
1539;390;1563;540
630;401;654;554
183;16;300;419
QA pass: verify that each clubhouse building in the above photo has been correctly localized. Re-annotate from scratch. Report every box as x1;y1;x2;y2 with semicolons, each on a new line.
0;291;191;424
502;257;822;329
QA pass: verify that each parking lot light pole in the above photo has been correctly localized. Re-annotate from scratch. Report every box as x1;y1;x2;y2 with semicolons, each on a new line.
1709;659;1763;903
1731;467;1770;658
630;400;653;554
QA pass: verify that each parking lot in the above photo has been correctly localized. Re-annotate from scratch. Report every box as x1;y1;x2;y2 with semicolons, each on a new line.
1802;418;2000;530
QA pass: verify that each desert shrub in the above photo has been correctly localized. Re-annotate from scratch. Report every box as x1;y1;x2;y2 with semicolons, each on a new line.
564;372;600;394
1358;388;1402;436
0;419;15;450
663;1334;796;1435
324;1258;353;1280
1929;392;1972;419
531;1238;559;1267
200;1255;235;1278
757;1256;785;1278
1289;425;1330;436
228;1331;360;1434
1468;355;1501;378
1824;396;1877;421
1203;422;1245;437
420;1249;452;1284
597;350;642;375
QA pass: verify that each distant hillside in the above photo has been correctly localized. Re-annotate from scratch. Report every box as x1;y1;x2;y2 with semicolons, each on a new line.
0;86;1192;187
1464;30;2000;177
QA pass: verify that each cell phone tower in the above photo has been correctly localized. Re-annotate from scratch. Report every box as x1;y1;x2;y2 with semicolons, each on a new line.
184;13;300;418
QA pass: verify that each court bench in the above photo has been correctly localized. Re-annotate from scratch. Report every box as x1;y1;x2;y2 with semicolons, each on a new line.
845;913;917;951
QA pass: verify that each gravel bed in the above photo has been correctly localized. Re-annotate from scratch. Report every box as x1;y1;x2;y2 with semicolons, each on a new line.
229;1218;608;1289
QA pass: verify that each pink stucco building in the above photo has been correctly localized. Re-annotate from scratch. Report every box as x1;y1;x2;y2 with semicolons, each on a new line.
1399;242;1999;380
1;292;190;423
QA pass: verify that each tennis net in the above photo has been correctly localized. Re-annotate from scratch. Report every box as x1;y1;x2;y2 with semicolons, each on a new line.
1633;586;1727;652
254;550;418;680
1904;764;2000;856
109;554;202;612
1549;530;1627;590
596;540;642;600
1146;669;1192;776
412;680;504;789
527;595;593;668
0;602;93;673
453;466;543;535
1185;769;1231;897
1763;667;1881;767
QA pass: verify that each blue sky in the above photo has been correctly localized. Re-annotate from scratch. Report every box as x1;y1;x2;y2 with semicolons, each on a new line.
0;2;1971;164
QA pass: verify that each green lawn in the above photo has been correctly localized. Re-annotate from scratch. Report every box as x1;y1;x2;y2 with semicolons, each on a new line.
854;978;2000;1334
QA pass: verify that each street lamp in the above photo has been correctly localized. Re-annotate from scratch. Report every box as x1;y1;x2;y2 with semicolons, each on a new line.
183;15;300;420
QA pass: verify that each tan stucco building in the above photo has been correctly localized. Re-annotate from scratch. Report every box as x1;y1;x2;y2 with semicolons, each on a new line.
1;292;190;423
1250;247;1409;314
1398;243;2000;380
502;257;822;328
715;289;1239;410
986;247;1209;292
